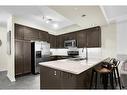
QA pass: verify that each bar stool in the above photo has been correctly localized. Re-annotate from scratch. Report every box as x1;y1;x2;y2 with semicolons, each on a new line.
103;58;122;89
111;58;122;89
90;58;122;89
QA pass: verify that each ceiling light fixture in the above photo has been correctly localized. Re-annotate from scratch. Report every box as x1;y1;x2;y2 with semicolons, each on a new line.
53;23;58;28
46;20;50;23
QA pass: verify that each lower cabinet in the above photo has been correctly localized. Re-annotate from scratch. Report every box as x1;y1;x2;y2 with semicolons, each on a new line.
40;66;92;89
15;40;31;76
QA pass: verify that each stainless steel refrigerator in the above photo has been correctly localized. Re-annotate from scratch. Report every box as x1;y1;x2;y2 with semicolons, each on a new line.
31;41;50;74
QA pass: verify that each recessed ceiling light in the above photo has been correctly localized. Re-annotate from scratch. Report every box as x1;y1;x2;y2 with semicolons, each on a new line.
53;23;58;28
46;20;50;23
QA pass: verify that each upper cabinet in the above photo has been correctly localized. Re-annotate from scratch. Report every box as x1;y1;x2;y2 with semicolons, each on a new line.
39;30;49;42
86;26;101;47
63;32;76;41
56;32;77;48
23;27;39;41
49;34;57;48
56;35;64;48
15;24;24;40
15;24;101;48
76;30;87;48
15;24;49;42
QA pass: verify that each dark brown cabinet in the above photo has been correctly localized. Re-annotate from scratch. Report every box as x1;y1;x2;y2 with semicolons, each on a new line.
15;24;49;42
39;30;49;42
40;65;93;89
56;32;77;48
15;24;24;40
15;24;101;49
86;26;101;47
23;27;39;41
23;41;31;74
63;32;76;41
49;34;57;48
15;40;31;76
15;40;24;76
56;35;64;48
76;30;87;48
40;66;62;89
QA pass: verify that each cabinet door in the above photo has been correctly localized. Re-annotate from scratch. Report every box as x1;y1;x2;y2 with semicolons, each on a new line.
24;27;39;41
15;40;24;76
61;72;76;89
49;34;56;48
39;30;49;42
15;24;24;40
23;41;31;74
63;32;76;41
40;66;62;89
86;26;101;47
77;30;87;48
56;35;64;48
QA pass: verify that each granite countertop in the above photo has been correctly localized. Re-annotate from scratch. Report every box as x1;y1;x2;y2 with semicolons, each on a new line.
39;58;105;75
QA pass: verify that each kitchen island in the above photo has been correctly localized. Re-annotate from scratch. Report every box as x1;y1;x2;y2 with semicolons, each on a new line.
39;58;105;89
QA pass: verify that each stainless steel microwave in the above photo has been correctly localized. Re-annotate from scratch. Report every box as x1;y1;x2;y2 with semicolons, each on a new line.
64;40;76;48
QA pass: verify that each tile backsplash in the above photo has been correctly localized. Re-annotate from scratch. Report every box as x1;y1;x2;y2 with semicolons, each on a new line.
50;48;102;58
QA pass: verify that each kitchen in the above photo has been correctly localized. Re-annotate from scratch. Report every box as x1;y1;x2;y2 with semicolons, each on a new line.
0;6;127;89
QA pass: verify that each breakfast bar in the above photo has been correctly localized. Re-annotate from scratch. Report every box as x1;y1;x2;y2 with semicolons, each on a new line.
39;58;105;89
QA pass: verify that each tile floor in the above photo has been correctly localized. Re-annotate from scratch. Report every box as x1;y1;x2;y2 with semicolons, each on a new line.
0;71;127;89
0;71;40;89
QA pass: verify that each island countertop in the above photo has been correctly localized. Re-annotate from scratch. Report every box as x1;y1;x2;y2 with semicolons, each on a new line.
39;58;105;74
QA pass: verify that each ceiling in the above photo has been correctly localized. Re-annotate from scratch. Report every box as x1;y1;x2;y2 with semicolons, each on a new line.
50;6;107;29
1;6;127;34
0;6;74;30
103;6;127;23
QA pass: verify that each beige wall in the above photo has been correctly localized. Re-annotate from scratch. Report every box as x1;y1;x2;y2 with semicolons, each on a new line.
0;26;8;71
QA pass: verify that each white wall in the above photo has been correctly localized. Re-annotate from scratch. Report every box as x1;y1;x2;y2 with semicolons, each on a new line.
117;21;127;55
6;15;15;82
101;23;117;58
0;26;8;71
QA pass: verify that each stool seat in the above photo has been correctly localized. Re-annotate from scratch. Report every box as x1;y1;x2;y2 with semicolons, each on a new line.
95;67;112;73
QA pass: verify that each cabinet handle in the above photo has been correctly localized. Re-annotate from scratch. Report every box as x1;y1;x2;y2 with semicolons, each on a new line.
54;71;56;76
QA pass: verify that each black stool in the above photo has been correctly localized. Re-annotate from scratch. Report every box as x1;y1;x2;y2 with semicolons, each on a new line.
111;58;122;89
90;58;122;89
90;66;114;89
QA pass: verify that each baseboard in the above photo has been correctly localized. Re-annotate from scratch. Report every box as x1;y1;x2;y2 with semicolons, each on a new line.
7;73;16;82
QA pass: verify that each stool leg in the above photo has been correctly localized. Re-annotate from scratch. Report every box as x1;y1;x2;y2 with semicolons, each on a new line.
105;74;108;89
116;67;122;89
90;69;94;89
110;72;114;89
103;74;108;89
95;72;98;89
113;69;117;86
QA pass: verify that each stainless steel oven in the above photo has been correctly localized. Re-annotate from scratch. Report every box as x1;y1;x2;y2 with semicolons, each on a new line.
64;40;76;48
